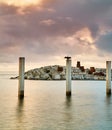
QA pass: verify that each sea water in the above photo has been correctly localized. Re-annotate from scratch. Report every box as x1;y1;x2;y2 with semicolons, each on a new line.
0;72;112;130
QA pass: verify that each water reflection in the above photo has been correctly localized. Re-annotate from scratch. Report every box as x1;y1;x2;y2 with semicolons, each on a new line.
106;95;112;105
104;95;112;127
63;96;73;124
17;99;24;113
65;96;72;108
16;99;25;129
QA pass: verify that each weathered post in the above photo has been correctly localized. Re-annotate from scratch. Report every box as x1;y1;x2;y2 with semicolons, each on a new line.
106;61;111;95
65;56;72;96
18;57;25;99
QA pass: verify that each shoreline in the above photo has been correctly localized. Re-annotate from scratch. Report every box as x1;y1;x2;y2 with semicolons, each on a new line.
10;65;107;81
10;77;106;81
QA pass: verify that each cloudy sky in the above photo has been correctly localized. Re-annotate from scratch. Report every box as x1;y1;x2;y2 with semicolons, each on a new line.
0;0;112;71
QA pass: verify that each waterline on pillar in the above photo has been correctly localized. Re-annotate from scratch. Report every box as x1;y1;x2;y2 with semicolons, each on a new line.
18;90;24;99
106;89;111;95
66;91;71;96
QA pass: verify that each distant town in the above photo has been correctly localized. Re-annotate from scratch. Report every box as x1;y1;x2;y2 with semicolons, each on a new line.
71;61;106;80
11;61;108;80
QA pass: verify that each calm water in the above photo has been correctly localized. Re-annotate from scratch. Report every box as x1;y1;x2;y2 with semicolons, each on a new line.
0;72;112;130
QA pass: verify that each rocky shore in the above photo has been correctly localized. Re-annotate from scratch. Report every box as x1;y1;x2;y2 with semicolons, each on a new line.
11;65;107;80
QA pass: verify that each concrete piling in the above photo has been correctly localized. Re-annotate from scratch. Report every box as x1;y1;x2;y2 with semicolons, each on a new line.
65;56;72;96
18;57;25;99
106;61;111;95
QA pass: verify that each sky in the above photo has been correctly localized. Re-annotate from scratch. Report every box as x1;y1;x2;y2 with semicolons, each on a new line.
0;0;112;71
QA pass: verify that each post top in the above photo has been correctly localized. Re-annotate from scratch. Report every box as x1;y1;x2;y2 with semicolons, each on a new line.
106;61;111;62
64;56;71;60
19;57;25;59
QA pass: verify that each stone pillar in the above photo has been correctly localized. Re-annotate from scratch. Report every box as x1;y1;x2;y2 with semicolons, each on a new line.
18;57;25;99
106;61;111;95
65;56;72;96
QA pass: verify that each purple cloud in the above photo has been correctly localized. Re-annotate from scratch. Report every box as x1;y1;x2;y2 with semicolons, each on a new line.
0;0;112;67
